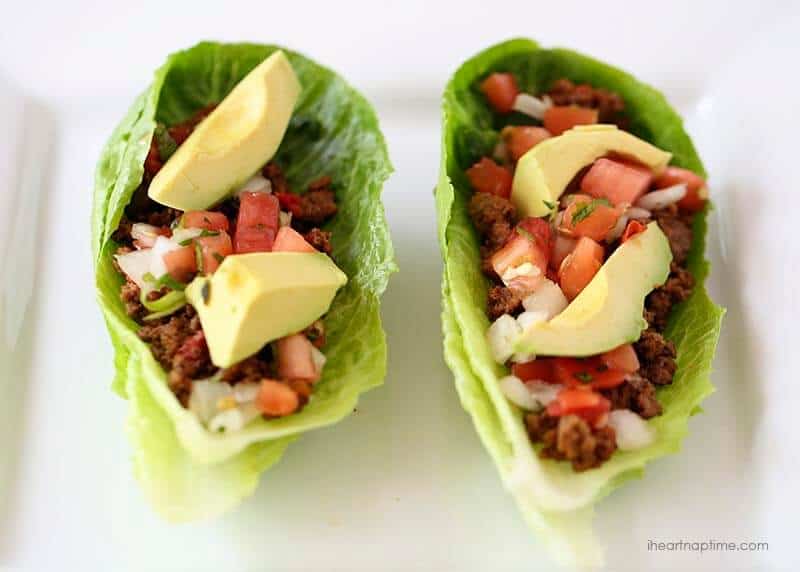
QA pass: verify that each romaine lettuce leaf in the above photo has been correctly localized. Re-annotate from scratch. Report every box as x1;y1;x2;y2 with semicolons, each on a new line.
436;38;724;566
92;42;395;520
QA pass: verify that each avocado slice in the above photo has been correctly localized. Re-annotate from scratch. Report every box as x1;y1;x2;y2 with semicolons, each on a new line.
149;51;301;210
511;125;672;217
514;222;671;357
185;252;347;367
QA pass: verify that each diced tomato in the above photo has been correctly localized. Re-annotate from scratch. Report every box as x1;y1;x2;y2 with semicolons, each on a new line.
558;236;604;301
479;73;519;114
275;191;302;216
580;158;653;206
551;235;577;271
546;388;611;424
234;192;280;253
466;157;513;198
163;246;197;283
182;211;230;232
502;126;551;161
561;194;621;242
195;231;233;275
621;219;646;243
512;359;557;383
553;357;627;390
601;344;640;373
255;379;300;416
517;217;553;267
543;106;598;136
273;226;316;253
654;166;708;212
277;334;320;383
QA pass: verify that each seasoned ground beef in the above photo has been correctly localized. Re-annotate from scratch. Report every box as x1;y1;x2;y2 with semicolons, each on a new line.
526;412;617;471
221;355;273;385
120;279;145;320
262;161;290;195
468;192;516;250
546;78;626;124
487;285;523;320
601;374;662;419
167;103;218;145
304;228;332;255
294;189;338;225
635;329;678;386
646;263;695;331
653;205;693;265
169;330;215;403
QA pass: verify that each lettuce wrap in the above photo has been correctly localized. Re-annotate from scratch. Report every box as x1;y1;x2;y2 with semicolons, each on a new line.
435;38;724;567
92;42;395;521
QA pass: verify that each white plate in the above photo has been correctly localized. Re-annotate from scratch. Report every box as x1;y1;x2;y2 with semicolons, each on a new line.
1;3;798;570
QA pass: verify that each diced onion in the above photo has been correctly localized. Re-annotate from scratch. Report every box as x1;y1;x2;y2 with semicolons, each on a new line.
512;93;553;120
131;223;164;249
310;345;327;375
236;174;272;196
608;409;655;450
517;310;547;331
521;279;568;320
114;248;153;289
150;236;182;279
233;382;260;404
499;375;539;410
626;206;652;220
487;314;522;364
635;184;686;211
606;213;629;243
526;381;562;407
208;402;262;433
501;262;541;287
189;380;234;424
279;211;292;227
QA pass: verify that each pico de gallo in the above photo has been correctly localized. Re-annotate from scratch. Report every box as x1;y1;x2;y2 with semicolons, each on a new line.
112;106;339;432
469;75;707;470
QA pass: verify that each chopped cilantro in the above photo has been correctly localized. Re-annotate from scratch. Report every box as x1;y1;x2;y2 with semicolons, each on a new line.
201;281;211;304
571;198;611;224
542;199;557;211
212;252;225;263
575;372;594;383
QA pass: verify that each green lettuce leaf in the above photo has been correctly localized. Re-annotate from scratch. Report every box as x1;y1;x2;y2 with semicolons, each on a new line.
436;38;724;567
92;42;395;520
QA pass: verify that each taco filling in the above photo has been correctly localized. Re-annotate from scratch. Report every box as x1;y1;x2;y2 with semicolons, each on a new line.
469;74;708;471
110;51;348;433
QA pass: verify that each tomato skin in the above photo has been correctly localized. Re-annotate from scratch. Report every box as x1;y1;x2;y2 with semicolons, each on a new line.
234;192;280;253
503;126;551;161
182;211;230;232
195;231;233;275
256;379;300;416
277;334;320;382
654;166;708;212
547;388;611;424
553;357;627;390
272;226;316;252
601;344;640;373
480;73;519;113
558;236;604;301
621;219;646;243
561;195;621;242
517;217;553;268
466;157;513;198
580;158;653;206
543;106;598;135
512;359;556;383
163;246;197;282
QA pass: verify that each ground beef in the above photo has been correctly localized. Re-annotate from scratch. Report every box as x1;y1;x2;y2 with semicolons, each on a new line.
120;279;145;320
169;331;215;404
653;206;693;265
262;162;290;195
487;285;522;320
167;103;218;145
304;228;332;254
546;78;626;124
144;138;163;179
601;374;663;418
303;320;326;348
468;192;516;250
526;412;617;471
288;379;313;407
294;189;338;226
646;263;695;331
221;356;272;385
634;329;678;386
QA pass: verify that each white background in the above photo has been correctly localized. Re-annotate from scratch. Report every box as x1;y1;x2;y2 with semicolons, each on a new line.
0;0;798;570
